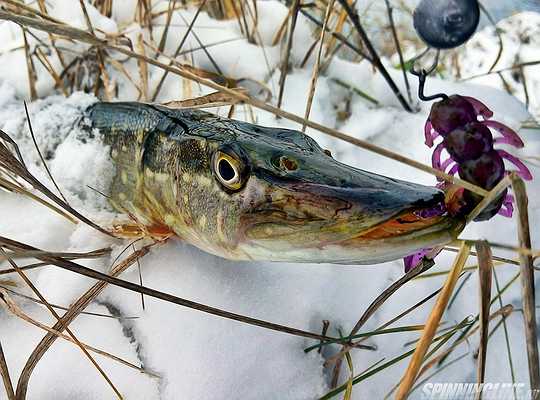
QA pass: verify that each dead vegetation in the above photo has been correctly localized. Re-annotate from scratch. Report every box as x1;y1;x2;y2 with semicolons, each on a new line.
0;1;537;399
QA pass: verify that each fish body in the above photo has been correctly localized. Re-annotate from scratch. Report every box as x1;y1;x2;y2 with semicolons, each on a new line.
84;102;464;264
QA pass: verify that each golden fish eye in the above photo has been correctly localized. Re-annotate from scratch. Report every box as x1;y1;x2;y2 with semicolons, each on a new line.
213;152;243;190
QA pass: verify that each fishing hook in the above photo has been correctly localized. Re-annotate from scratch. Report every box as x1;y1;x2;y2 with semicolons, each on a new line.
409;49;448;102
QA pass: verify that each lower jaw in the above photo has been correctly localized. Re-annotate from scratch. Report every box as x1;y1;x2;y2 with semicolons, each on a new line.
235;219;462;264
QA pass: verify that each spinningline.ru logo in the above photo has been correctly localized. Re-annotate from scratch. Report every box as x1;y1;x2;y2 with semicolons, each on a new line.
421;382;540;399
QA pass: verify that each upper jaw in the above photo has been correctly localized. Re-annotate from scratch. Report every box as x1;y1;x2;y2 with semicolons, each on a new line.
238;175;463;261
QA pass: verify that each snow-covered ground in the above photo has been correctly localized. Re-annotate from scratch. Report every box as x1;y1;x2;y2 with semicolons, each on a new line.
0;1;538;399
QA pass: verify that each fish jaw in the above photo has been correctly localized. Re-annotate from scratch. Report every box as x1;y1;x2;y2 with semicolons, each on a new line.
235;203;463;264
228;173;464;264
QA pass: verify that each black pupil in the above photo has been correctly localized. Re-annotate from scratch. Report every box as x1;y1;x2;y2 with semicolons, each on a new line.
218;159;236;181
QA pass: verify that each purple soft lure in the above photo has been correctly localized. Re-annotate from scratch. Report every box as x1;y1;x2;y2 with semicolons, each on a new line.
425;95;532;217
404;95;533;272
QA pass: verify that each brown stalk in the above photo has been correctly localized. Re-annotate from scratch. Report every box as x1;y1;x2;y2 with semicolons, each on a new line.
302;0;334;132
35;0;66;68
157;0;178;54
395;242;470;399
299;8;371;61
163;89;246;109
0;340;14;400
0;10;490;197
108;57;142;97
0;263;49;276
176;11;224;77
276;0;299;111
78;0;113;100
0;286;136;320
467;174;513;223
475;241;493;399
443;246;519;266
0;176;76;223
324;0;350;56
1;0;64;24
459;239;540;259
461;60;540;81
299;37;320;68
384;0;412;104
22;28;37;101
24;102;70;205
511;176;540;390
270;5;291;46
0;248;123;400
33;46;67;96
0;247;110;262
136;33;149;101
133;244;145;311
478;2;503;73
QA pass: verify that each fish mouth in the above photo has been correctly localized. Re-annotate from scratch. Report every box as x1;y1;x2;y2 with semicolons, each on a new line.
239;178;464;264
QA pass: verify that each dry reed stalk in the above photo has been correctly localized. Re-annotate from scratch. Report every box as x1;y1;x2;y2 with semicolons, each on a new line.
475;241;493;399
467;174;513;223
395;242;470;399
34;46;67;96
136;33;149;101
0;340;14;400
325;0;350;56
163;89;246;109
156;0;178;54
302;0;335;132
409;305;514;389
24;102;70;205
0;130;112;234
22;28;38;101
511;177;540;390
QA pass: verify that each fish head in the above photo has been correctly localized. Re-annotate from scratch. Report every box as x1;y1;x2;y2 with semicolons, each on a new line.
175;116;464;264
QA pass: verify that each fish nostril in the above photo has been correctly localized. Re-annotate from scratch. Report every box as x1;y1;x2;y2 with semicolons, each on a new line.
279;156;298;172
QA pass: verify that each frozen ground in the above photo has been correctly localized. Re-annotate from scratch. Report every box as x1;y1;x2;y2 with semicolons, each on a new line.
0;1;539;399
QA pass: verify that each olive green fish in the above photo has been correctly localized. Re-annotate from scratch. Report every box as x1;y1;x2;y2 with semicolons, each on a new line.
84;102;464;264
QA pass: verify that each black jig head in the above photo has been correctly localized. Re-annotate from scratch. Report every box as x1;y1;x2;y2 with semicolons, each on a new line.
413;0;480;49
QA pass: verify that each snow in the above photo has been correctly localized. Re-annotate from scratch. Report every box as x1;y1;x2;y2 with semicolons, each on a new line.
0;2;539;399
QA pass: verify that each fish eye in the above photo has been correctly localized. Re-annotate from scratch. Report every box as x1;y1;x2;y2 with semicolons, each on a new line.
212;150;246;191
279;156;298;171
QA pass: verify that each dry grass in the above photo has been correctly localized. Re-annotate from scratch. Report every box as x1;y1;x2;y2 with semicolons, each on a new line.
0;1;537;399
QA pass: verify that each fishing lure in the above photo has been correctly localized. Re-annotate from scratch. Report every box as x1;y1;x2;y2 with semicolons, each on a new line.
404;73;533;271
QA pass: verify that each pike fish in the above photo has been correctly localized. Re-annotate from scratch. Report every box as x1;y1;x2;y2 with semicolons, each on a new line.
84;102;464;264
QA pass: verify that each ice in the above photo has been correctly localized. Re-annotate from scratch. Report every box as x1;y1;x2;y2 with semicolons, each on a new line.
0;2;538;399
